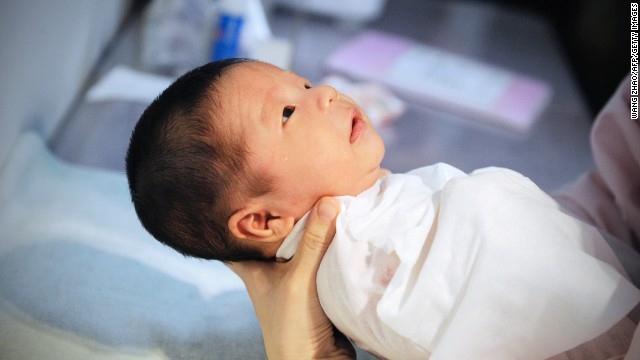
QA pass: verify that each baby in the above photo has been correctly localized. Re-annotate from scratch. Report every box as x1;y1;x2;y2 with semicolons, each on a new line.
126;57;385;262
126;59;639;359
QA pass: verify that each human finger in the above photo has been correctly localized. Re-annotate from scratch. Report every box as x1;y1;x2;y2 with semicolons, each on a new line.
291;196;340;275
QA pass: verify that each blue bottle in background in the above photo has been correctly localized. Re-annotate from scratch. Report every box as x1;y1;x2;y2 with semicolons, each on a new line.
211;0;245;60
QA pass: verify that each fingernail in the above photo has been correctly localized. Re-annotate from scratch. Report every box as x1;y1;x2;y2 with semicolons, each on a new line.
317;200;338;222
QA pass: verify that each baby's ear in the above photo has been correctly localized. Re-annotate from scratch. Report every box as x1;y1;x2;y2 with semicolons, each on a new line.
228;208;295;243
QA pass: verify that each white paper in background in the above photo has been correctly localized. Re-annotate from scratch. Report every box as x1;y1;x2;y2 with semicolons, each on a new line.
86;66;173;104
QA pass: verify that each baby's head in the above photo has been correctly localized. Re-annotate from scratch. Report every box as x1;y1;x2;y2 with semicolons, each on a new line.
126;58;384;262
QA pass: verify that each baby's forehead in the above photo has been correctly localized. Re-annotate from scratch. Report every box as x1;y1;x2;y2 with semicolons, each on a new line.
227;61;304;87
219;62;299;106
215;61;309;126
211;62;277;131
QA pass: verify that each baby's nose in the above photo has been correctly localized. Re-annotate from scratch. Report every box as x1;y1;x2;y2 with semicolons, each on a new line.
314;85;338;110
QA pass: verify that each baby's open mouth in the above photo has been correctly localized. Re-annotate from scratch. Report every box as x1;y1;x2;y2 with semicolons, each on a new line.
350;109;364;143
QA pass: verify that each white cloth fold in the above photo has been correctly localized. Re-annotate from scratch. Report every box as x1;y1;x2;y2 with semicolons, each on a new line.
276;163;640;359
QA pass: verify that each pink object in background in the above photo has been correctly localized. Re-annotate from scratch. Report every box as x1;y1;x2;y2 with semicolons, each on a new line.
325;30;552;133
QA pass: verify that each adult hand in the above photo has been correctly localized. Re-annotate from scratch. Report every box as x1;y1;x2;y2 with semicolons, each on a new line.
226;197;355;359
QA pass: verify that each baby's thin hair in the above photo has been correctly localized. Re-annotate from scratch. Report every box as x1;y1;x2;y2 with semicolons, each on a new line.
126;58;273;262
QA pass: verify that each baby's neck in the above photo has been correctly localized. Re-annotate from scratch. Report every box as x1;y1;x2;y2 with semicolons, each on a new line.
272;169;391;262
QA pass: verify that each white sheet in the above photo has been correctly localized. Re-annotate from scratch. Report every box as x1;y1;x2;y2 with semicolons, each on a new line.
278;163;640;359
0;132;243;300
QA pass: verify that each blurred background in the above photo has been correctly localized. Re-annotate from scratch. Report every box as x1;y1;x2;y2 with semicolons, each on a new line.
0;0;628;359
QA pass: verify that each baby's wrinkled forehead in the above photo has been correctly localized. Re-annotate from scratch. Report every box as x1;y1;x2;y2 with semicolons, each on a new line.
208;62;268;135
225;61;307;90
217;62;272;104
213;61;311;135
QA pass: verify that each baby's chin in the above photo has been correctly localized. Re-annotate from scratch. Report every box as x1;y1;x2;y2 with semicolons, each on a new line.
333;166;385;199
358;164;386;191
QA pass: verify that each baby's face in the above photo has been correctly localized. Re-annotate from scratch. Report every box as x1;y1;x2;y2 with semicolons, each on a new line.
220;61;385;218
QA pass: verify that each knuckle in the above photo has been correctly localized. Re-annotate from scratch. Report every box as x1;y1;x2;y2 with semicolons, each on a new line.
303;227;327;251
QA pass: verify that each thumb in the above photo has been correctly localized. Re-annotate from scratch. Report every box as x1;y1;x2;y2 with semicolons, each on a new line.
291;197;340;275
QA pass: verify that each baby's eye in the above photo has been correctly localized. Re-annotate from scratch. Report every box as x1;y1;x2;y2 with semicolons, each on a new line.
304;83;312;89
282;106;295;124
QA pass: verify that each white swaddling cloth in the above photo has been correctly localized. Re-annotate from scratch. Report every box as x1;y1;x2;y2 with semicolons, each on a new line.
276;163;640;359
